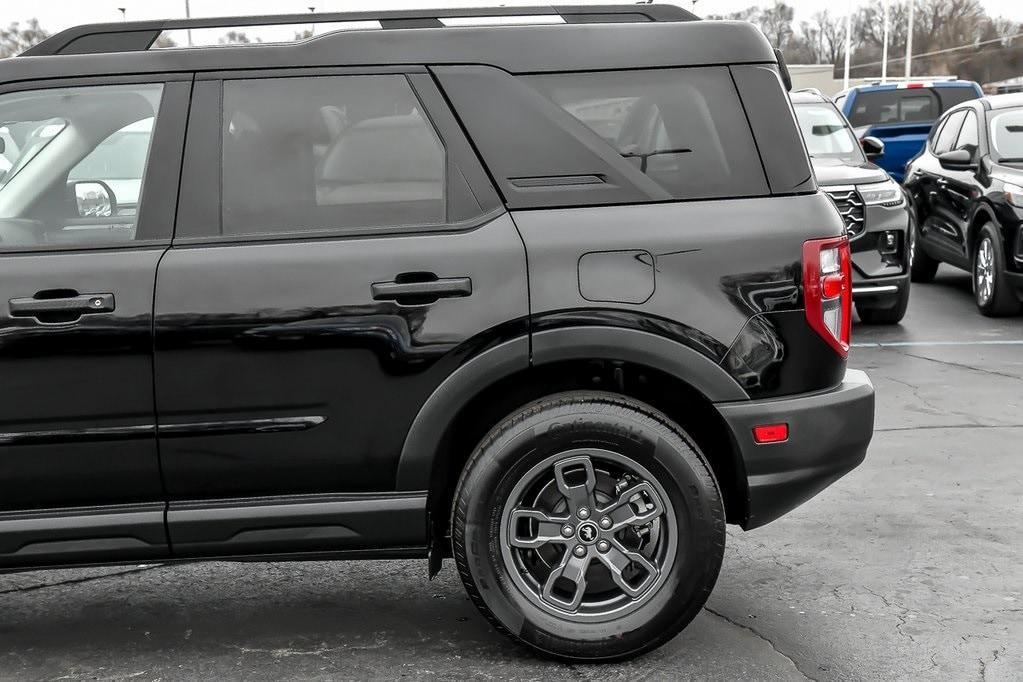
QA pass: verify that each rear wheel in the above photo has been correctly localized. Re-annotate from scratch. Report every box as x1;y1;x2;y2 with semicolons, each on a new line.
452;392;725;662
973;223;1021;317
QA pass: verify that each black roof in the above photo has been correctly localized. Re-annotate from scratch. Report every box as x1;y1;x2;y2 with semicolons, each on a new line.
1;6;775;83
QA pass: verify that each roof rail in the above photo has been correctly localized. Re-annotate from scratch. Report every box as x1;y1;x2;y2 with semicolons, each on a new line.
793;87;824;96
22;4;697;57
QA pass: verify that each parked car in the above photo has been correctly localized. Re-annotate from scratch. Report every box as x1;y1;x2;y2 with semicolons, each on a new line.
834;80;983;182
791;89;912;323
904;93;1023;316
0;6;875;661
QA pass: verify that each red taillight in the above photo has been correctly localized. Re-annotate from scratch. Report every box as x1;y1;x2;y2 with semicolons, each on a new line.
753;423;789;444
803;236;851;358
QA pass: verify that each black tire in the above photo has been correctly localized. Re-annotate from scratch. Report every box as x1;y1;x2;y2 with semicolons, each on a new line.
452;391;725;662
972;222;1021;317
857;281;910;324
909;218;940;283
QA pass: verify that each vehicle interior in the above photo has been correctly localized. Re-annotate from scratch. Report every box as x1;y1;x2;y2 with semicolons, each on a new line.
0;84;161;248
220;75;446;236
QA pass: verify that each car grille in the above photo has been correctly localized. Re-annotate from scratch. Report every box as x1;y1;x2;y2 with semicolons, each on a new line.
825;188;866;238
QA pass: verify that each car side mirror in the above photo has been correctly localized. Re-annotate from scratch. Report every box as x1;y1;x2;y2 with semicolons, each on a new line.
861;136;885;159
937;148;976;171
72;181;117;218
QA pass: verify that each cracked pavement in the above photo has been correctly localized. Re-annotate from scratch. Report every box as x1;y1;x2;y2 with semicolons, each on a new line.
1;267;1020;680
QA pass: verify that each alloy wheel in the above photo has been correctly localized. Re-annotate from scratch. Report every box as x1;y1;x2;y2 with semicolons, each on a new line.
499;449;677;623
975;236;995;305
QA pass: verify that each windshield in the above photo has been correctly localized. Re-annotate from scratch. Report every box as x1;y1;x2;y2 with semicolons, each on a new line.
793;102;865;164
989;108;1023;162
847;87;978;128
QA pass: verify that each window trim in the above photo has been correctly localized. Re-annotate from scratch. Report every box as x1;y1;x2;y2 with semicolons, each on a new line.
173;66;502;246
0;74;192;255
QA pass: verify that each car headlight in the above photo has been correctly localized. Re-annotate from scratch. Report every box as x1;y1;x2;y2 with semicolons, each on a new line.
1005;182;1023;208
859;179;904;207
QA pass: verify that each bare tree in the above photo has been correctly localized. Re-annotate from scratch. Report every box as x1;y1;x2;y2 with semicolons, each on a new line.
219;31;254;45
758;1;796;50
0;19;50;58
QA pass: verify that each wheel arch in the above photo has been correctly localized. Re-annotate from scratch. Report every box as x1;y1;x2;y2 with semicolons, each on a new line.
967;203;998;259
394;325;751;573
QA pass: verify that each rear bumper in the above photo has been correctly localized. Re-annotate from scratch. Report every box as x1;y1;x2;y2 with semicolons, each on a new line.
716;369;875;530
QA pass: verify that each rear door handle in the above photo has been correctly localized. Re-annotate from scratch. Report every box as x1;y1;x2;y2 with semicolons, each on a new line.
371;276;472;304
9;292;115;319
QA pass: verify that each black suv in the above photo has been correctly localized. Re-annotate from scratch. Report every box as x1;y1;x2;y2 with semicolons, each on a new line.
0;7;874;661
905;93;1023;316
791;89;913;324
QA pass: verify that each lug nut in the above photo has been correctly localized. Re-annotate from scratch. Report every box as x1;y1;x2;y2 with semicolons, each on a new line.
599;516;612;530
596;540;610;553
573;545;587;558
577;507;590;520
561;524;574;538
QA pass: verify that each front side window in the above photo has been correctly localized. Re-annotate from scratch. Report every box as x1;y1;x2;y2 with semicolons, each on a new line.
0;84;163;249
221;75;446;237
793;102;865;164
989;108;1023;162
932;110;967;155
955;110;979;152
525;68;768;200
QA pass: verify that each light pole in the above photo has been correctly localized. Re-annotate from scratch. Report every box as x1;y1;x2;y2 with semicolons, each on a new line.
905;0;915;78
118;7;126;22
185;0;192;47
843;0;852;89
881;0;889;83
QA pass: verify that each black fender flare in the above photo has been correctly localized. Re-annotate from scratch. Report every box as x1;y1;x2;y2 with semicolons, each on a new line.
395;325;748;491
967;202;998;257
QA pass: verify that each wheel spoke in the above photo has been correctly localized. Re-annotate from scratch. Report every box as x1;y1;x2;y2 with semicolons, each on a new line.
597;541;659;599
508;507;570;549
541;550;590;612
553;455;597;514
598;481;665;530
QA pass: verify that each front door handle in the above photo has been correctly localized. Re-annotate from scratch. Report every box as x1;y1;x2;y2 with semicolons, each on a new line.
9;292;115;320
371;276;472;305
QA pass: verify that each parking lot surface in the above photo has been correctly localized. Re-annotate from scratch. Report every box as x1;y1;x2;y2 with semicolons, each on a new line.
1;266;1020;681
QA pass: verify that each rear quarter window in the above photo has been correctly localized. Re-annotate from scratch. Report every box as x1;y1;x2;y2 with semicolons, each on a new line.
524;68;767;201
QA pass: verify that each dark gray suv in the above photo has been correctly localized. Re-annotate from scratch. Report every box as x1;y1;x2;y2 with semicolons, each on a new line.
792;89;913;324
0;6;874;661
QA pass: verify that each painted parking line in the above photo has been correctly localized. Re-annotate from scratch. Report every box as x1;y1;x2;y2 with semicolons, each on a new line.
853;340;1023;348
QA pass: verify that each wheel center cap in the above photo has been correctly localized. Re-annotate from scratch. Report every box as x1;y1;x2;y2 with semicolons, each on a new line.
577;521;599;545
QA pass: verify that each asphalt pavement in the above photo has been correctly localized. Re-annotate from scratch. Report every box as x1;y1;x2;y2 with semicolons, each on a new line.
1;265;1021;681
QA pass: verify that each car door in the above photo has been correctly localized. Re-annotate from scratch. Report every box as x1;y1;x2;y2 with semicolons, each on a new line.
917;109;968;264
153;70;527;556
0;76;189;567
938;109;984;260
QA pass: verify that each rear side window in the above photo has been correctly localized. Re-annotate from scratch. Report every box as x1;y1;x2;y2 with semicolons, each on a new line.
525;69;766;201
221;75;446;237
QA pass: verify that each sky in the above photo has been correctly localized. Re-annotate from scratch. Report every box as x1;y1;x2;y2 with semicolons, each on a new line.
3;0;1022;36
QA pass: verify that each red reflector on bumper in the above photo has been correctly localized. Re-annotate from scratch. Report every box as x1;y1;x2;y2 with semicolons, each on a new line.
753;423;789;444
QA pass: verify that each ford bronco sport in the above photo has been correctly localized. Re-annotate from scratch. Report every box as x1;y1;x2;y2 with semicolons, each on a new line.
0;6;874;661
